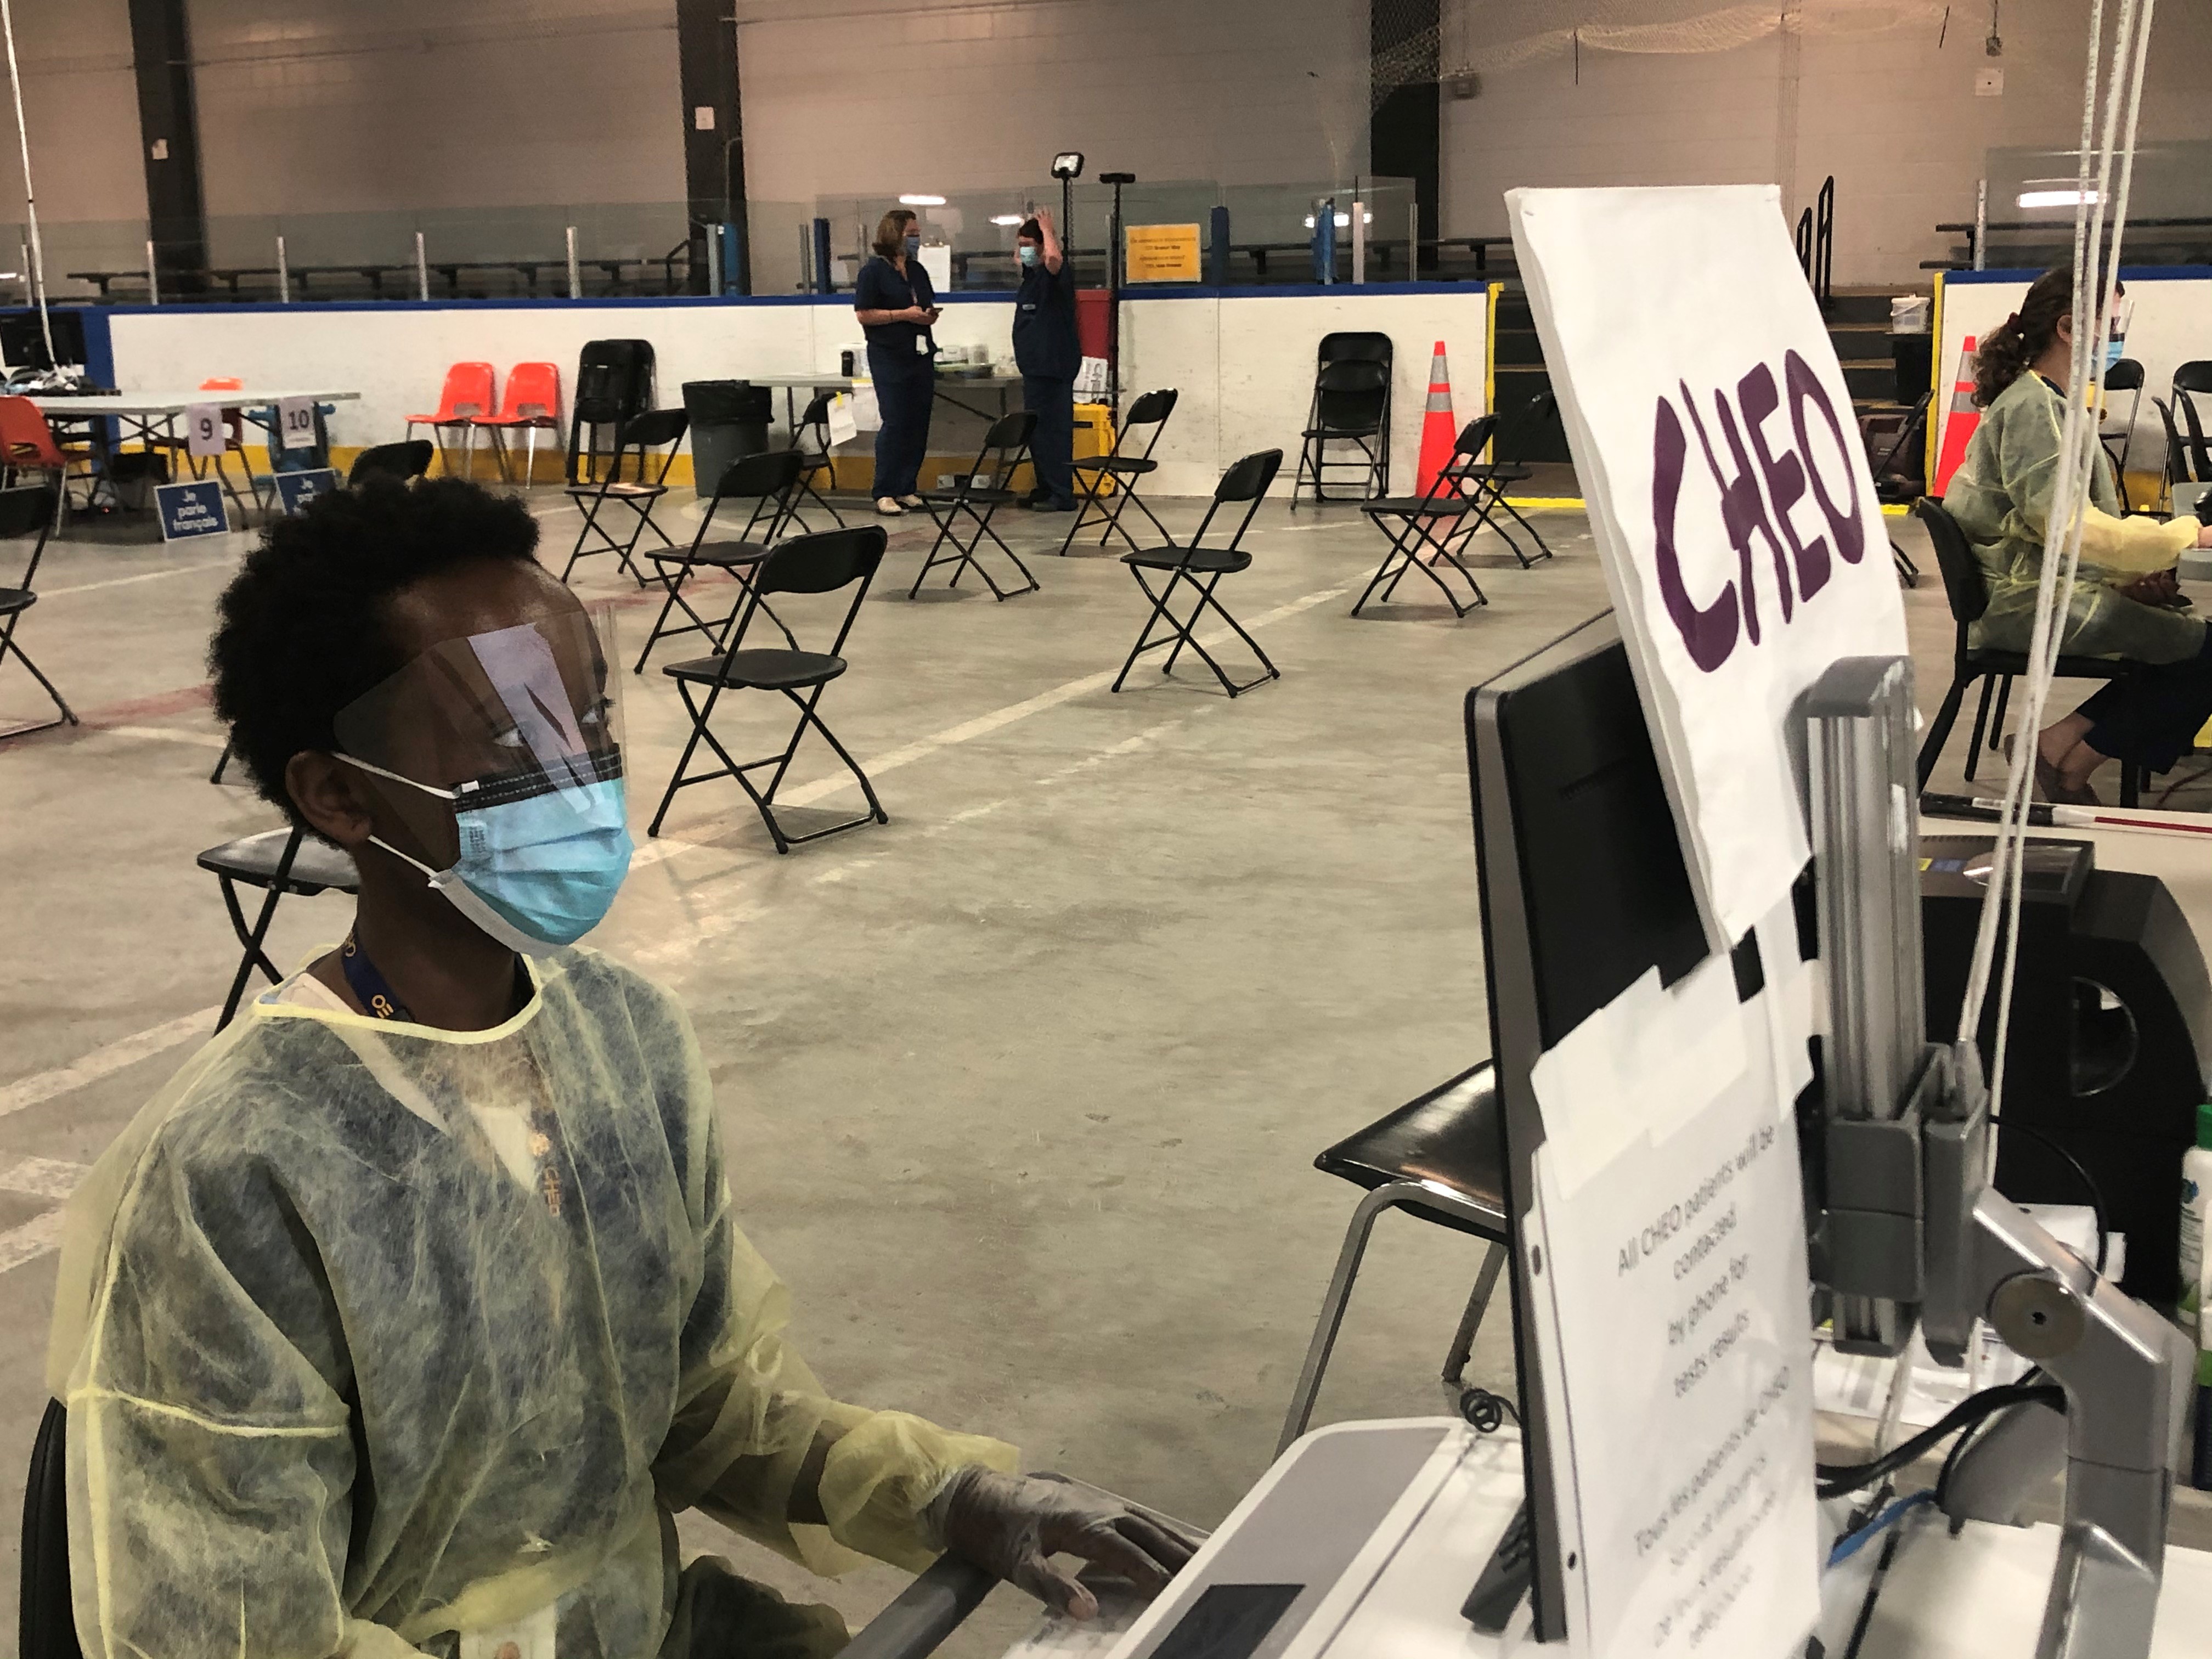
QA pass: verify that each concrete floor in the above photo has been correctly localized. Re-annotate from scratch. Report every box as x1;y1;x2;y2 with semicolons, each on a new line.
0;488;2203;1651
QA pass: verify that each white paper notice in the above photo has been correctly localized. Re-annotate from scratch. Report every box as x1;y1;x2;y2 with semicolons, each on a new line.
848;382;881;434
826;393;859;447
1507;185;1907;947
275;396;318;451
1532;898;1819;1659
183;402;224;460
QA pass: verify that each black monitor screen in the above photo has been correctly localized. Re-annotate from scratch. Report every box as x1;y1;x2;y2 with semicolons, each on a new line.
1;309;86;371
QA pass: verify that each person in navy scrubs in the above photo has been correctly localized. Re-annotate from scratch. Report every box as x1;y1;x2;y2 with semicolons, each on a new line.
854;208;939;516
1011;210;1079;512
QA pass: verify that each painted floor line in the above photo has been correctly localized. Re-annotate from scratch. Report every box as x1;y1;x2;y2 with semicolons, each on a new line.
101;724;232;751
41;557;234;597
0;1154;91;1201
0;1007;222;1123
0;1209;67;1276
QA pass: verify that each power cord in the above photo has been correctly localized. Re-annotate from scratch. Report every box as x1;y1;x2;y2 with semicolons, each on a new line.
1815;1381;2064;1500
1456;1387;1519;1435
1988;1116;2110;1277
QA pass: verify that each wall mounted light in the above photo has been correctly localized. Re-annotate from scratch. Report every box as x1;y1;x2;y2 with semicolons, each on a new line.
2017;189;2100;208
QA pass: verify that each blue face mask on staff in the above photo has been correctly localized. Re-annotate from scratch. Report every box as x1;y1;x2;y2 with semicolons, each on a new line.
2107;336;2126;371
340;755;635;957
1018;244;1039;268
905;233;922;258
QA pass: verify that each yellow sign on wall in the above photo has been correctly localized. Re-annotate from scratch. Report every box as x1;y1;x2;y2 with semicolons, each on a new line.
1124;223;1202;284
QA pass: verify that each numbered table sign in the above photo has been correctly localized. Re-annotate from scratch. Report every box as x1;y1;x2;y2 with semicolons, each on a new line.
183;403;225;460
276;397;319;451
155;479;229;541
274;468;340;517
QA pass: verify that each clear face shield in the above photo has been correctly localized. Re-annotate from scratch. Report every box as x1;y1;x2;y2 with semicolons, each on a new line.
2104;291;2134;374
332;605;633;956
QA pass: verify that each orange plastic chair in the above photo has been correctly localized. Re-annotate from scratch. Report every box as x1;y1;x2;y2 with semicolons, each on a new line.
476;362;562;485
405;362;497;480
0;396;92;518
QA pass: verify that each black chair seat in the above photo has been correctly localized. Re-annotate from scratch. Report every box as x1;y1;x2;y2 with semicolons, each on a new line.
1073;455;1158;476
567;480;667;498
1313;1062;1507;1241
922;487;1018;506
1122;545;1252;575
654;538;769;569
0;585;31;615
1457;464;1532;484
1361;494;1475;518
665;647;847;691
196;830;359;896
1303;424;1382;440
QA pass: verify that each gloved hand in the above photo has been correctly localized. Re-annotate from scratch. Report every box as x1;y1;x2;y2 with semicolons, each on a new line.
922;1466;1198;1620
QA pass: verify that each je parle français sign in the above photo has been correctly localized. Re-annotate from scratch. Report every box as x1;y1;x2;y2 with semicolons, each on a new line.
1510;185;1906;947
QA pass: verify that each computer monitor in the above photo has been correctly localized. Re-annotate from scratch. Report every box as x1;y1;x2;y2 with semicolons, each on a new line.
0;308;84;371
1465;611;1709;1641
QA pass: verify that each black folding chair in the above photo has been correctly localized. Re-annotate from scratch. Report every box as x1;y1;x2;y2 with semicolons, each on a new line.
1910;496;2145;805
2172;362;2212;484
1056;387;1178;556
0;485;72;741
1291;332;1392;508
649;525;890;852
911;411;1039;600
1350;415;1498;617
198;825;362;1030
1446;391;1556;568
790;392;848;530
560;408;689;586
633;449;806;674
2101;358;2146;511
1113;448;1283;698
347;439;433;487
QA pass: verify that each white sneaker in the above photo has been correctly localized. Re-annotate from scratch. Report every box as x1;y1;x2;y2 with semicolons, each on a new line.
875;496;904;515
899;494;927;508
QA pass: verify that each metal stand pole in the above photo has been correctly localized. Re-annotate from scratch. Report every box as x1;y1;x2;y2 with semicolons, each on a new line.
1351;196;1366;286
566;225;580;298
414;230;428;301
1973;177;1988;271
276;234;289;303
145;239;159;306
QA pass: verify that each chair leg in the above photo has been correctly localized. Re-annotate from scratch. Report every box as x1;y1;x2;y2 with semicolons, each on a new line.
2119;761;2141;810
1963;675;1997;785
1279;1184;1406;1454
0;618;79;737
214;830;303;1031
1915;670;1973;789
1441;1241;1509;1394
1989;676;2013;757
210;736;233;784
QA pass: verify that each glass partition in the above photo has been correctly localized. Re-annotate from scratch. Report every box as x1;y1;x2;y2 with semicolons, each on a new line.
1979;143;2212;266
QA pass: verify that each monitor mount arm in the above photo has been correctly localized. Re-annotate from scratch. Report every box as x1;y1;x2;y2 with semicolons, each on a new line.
1808;657;2190;1659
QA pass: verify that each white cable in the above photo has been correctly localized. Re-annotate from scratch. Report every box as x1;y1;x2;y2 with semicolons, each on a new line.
1954;0;2156;1141
0;0;53;370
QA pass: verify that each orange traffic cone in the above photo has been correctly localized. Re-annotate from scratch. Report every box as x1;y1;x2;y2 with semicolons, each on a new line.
1415;341;1457;499
1932;336;1980;494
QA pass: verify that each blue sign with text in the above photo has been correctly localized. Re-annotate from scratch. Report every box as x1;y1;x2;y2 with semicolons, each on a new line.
155;479;229;541
274;468;340;517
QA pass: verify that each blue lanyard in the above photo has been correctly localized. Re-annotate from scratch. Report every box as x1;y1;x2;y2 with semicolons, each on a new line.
340;934;415;1023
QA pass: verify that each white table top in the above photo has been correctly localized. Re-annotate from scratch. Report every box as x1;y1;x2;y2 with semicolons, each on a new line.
29;389;361;416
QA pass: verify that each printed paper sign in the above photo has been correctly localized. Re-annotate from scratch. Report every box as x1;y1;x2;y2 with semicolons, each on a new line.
847;383;881;433
273;468;338;516
825;393;859;447
183;403;225;460
276;396;319;451
155;479;229;540
1124;223;1201;284
1508;185;1907;947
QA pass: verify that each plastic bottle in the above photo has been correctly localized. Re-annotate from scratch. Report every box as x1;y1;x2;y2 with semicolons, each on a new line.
2185;1102;2212;1489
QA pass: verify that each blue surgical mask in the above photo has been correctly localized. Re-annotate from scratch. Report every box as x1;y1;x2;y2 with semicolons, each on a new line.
1018;244;1039;268
340;756;634;957
2106;337;2126;371
904;233;922;257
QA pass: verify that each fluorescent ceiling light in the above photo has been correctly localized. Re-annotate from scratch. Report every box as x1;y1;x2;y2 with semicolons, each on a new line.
1301;212;1378;229
2017;188;2100;208
898;193;946;206
990;214;1023;227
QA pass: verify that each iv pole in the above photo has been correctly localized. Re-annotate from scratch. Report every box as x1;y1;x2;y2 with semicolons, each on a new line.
0;0;53;369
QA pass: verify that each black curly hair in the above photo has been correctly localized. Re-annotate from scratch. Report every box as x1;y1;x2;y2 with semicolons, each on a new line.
208;476;543;823
1972;265;2126;408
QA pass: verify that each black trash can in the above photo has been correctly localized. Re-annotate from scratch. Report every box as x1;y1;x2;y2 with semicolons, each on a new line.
682;380;772;498
1890;333;1933;405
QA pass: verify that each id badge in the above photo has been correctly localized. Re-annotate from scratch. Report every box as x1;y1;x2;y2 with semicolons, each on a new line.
915;334;929;355
460;1604;556;1659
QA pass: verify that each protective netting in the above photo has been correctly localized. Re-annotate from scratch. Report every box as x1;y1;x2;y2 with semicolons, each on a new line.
1372;0;1953;103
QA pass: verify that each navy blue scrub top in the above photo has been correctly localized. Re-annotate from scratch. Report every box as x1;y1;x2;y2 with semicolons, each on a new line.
1012;257;1080;380
855;255;936;368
